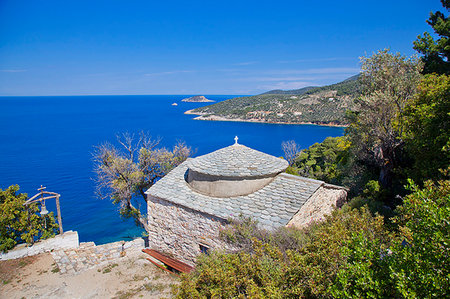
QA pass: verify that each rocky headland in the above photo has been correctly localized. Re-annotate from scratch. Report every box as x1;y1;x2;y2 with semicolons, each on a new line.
181;95;214;102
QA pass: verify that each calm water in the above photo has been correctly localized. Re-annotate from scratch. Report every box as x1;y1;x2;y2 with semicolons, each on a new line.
0;95;344;244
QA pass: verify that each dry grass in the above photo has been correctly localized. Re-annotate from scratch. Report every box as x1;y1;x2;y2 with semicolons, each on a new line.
0;255;38;285
0;252;178;298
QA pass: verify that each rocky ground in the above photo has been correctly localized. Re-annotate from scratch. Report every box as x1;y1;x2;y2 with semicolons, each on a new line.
0;249;178;298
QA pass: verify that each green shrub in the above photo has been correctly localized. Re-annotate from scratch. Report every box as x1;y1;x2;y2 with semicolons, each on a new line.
293;136;351;182
220;214;309;255
403;74;450;183
0;185;59;252
175;206;393;298
175;242;286;298
389;177;450;297
174;176;450;298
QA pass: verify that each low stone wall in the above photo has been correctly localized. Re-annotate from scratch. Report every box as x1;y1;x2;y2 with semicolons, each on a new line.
287;184;347;228
0;230;79;260
52;238;145;274
147;196;232;266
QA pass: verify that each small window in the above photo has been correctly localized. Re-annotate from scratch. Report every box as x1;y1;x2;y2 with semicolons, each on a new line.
199;244;210;255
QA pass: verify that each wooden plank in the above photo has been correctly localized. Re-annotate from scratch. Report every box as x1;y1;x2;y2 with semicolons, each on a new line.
24;195;58;204
146;258;179;276
143;249;192;273
142;249;194;273
55;195;63;234
42;191;59;196
24;193;42;203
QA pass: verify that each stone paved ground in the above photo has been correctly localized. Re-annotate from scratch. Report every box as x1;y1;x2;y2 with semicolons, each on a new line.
51;238;144;274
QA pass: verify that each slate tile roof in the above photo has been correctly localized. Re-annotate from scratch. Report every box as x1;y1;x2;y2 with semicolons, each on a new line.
189;144;289;178
146;159;324;230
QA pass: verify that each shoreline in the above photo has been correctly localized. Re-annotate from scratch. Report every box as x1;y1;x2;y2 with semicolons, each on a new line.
184;110;348;128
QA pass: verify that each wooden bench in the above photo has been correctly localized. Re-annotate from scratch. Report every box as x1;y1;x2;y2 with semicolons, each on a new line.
142;249;194;275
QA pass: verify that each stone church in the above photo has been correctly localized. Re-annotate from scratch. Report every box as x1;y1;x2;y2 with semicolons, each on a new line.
145;138;347;265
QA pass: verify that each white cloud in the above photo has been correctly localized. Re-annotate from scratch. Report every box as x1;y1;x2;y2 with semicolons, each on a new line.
143;70;195;77
277;57;355;64
238;76;315;82
266;67;360;75
0;69;27;73
232;61;259;66
258;81;313;91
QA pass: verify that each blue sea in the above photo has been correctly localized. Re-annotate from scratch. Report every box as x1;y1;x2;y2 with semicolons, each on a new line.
0;95;344;244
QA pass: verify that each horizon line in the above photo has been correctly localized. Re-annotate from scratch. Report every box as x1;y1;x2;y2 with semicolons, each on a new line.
0;94;253;97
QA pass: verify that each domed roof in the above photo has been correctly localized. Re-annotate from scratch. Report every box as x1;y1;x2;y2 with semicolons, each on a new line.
188;143;289;178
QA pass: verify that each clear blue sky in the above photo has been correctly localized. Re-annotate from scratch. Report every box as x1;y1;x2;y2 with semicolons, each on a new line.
0;0;444;96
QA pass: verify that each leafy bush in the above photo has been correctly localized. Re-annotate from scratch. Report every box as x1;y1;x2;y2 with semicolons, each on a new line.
0;185;59;252
291;206;393;297
175;206;393;298
174;176;450;298
291;136;372;195
389;177;450;297
220;214;308;254
175;242;287;298
403;74;450;183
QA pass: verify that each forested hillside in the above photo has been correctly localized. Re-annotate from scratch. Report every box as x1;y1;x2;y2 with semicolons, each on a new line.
187;75;360;126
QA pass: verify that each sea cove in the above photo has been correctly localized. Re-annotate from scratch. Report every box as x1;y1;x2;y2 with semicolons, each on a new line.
0;95;344;244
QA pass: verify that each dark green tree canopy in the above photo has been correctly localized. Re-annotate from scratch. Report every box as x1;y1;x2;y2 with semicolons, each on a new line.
403;73;450;182
414;0;450;74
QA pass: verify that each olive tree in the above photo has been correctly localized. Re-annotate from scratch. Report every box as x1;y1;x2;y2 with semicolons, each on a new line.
93;132;192;230
348;50;423;189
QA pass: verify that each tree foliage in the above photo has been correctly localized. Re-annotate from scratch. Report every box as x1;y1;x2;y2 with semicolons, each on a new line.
289;51;448;208
175;177;450;298
348;50;423;190
292;136;353;184
413;0;450;74
175;7;450;296
0;185;59;253
93;132;192;230
389;176;450;297
219;214;309;254
292;52;447;205
403;73;450;182
175;206;393;298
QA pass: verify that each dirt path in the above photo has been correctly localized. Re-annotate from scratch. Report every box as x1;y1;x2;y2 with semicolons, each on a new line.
0;251;178;298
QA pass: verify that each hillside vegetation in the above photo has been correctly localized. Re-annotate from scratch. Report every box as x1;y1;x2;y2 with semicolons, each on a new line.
175;48;450;299
187;75;360;126
178;3;450;297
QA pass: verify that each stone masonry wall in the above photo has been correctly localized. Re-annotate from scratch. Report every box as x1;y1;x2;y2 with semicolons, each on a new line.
286;184;347;229
0;230;79;260
51;238;144;274
147;196;231;266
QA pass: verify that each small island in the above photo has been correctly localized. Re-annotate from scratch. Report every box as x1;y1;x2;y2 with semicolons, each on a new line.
181;95;214;103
